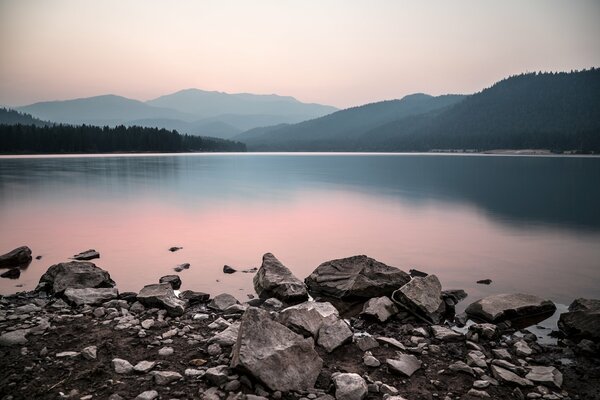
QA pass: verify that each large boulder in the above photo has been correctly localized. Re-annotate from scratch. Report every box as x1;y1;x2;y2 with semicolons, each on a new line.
0;246;32;268
64;287;119;306
391;275;443;323
277;301;338;338
465;293;556;323
558;298;600;342
231;307;323;392
253;253;308;304
137;283;186;316
304;255;410;300
36;261;115;294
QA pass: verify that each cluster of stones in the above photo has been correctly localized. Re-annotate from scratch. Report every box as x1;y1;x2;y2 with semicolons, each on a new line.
0;247;598;400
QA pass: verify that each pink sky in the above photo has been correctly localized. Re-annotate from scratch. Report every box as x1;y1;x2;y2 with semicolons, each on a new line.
1;0;599;108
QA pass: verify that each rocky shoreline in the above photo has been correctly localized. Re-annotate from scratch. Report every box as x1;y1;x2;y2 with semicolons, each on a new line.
0;248;599;400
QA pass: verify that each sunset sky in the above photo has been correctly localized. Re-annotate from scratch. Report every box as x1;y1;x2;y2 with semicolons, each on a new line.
1;0;599;108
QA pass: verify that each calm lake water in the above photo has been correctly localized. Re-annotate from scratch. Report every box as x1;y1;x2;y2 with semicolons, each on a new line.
1;153;599;311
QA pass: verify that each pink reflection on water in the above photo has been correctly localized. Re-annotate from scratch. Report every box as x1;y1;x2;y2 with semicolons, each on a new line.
1;190;599;306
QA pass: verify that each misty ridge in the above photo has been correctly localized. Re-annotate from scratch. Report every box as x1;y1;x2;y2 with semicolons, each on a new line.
1;68;599;154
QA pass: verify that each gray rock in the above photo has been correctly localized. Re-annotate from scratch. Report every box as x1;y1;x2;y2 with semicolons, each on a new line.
134;391;158;400
253;253;308;303
209;322;241;346
1;268;20;279
141;319;154;329
223;265;237;274
231;307;323;391
490;365;533;387
317;316;353;352
72;249;100;261
376;336;406;350
180;290;210;304
465;293;556;323
37;261;115;294
159;274;181;290
158;346;174;356
137;283;186;316
361;296;398;322
391;275;443;322
386;354;422;377
0;246;32;268
467;389;490;398
363;352;380;367
133;360;156;373
469;323;499;339
473;380;490;389
209;293;240;311
514;340;533;357
492;348;512;360
525;366;563;389
0;329;29;346
81;345;97;360
467;351;487;368
277;301;337;338
379;384;398;395
558;298;600;341
152;370;182;385
333;373;368;400
112;358;134;374
449;361;475;376
431;325;464;341
355;335;379;351
64;287;119;306
305;255;410;299
205;365;230;385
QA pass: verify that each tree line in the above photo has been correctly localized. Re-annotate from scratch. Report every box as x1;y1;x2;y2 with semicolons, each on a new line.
0;124;246;154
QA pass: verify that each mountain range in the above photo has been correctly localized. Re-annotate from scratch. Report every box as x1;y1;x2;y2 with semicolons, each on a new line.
13;89;338;139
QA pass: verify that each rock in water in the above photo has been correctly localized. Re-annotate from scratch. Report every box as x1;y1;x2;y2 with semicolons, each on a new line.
1;268;21;279
558;298;600;342
64;287;118;306
361;296;398;322
223;265;237;274
0;246;32;268
333;373;368;400
391;275;443;323
72;249;100;260
137;283;186;316
159;275;181;290
465;293;556;323
36;261;115;294
304;255;410;300
230;307;323;391
253;253;308;304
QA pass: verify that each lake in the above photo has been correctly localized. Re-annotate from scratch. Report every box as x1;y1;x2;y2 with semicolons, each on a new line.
1;153;599;312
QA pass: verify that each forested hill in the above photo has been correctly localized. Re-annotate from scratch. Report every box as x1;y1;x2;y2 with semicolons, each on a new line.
0;108;52;127
240;69;600;153
364;69;600;152
0;124;246;154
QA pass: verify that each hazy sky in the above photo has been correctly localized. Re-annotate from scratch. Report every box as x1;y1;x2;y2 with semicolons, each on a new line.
1;0;599;108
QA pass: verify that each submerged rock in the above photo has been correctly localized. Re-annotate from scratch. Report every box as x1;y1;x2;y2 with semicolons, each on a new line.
0;246;32;268
136;283;186;316
465;293;556;323
558;298;600;342
231;307;323;392
72;249;100;261
37;261;115;294
64;287;119;306
253;253;308;303
305;255;410;300
391;275;443;323
159;274;181;290
490;365;533;387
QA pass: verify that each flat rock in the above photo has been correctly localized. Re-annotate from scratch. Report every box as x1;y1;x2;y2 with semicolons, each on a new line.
159;274;181;290
305;255;410;300
361;296;398;322
0;329;29;346
72;249;100;261
465;293;556;323
355;335;379;351
277;301;338;338
231;307;323;392
64;287;119;306
386;354;422;377
208;293;239;311
392;274;442;314
558;298;600;341
525;366;563;389
134;360;156;373
137;283;186;316
37;261;115;294
490;365;533;387
431;325;464;341
449;361;475;376
152;370;182;385
112;358;134;374
333;373;368;400
253;253;308;303
0;246;32;268
317;316;353;352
